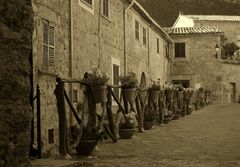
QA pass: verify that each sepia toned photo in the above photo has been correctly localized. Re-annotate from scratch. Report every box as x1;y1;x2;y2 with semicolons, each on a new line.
1;0;240;166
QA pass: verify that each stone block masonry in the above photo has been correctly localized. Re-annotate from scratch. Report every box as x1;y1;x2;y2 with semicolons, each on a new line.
0;0;33;166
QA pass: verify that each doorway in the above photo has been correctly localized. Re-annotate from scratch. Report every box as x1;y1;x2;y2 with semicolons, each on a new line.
230;82;237;103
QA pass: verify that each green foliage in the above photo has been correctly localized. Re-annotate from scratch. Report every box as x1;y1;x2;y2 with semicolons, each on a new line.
222;42;240;59
82;67;109;86
119;72;139;89
138;0;240;27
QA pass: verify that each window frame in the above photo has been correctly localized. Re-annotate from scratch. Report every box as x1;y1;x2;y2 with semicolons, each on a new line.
135;20;140;41
82;0;93;7
174;42;186;58
143;27;147;46
102;0;109;18
112;58;120;105
42;19;55;70
157;37;160;54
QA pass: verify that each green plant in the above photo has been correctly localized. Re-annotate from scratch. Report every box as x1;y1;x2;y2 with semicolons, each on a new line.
149;79;161;91
223;42;240;59
119;112;136;129
119;72;139;88
144;110;155;122
82;67;109;86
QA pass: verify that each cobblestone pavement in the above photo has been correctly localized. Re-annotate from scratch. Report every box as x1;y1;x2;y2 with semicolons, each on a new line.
82;104;240;167
32;104;240;167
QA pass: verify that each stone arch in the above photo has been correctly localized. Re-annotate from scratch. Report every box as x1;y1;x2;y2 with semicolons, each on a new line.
139;72;147;88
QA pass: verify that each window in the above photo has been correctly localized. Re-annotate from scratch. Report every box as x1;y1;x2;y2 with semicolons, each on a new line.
73;89;78;103
143;27;147;45
112;58;120;101
135;20;139;40
175;42;185;58
102;0;109;17
113;64;120;100
165;44;169;58
172;80;190;88
157;38;160;53
48;128;55;144
43;19;55;69
82;0;93;6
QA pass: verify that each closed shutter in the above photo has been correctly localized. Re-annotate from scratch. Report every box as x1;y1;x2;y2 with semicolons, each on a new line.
43;20;49;68
113;64;119;99
48;25;55;67
42;19;55;69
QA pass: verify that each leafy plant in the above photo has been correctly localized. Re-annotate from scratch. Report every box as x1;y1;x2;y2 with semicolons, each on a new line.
119;112;136;129
222;42;240;59
149;79;161;91
119;72;139;89
82;67;109;86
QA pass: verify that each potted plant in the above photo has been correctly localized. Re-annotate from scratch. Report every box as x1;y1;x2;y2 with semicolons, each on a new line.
149;79;161;102
119;72;138;103
143;106;155;130
82;67;109;103
118;112;136;139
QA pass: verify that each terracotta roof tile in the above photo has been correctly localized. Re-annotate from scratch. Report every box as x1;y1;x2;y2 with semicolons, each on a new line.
185;15;240;22
163;27;222;35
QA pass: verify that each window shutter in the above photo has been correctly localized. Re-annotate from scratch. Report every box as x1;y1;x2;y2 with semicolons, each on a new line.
48;25;55;67
43;20;49;68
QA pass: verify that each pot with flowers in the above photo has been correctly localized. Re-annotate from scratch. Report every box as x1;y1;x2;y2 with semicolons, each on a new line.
149;79;161;102
119;112;136;139
82;67;109;103
119;72;138;103
143;106;156;130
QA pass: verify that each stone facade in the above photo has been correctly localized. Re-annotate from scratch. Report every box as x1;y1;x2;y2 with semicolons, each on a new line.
32;0;71;155
0;0;33;166
32;0;171;155
169;33;240;104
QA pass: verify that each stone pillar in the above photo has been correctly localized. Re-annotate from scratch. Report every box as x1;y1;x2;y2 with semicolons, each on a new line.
0;0;33;166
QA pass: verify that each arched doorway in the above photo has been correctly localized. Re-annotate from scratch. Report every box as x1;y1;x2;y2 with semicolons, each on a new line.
139;72;146;88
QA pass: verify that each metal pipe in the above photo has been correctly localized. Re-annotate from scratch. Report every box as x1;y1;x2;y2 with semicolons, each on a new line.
124;0;135;75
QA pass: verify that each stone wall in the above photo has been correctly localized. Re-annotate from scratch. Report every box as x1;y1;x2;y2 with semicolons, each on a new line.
195;20;240;45
0;0;33;166
170;33;240;103
31;0;171;155
32;0;71;155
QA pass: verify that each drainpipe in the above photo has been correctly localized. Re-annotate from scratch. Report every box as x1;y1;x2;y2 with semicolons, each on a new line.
69;0;73;125
124;0;135;75
98;0;102;67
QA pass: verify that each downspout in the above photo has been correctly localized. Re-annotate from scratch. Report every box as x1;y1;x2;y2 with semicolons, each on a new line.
147;26;150;77
98;0;102;67
124;0;135;75
69;0;73;125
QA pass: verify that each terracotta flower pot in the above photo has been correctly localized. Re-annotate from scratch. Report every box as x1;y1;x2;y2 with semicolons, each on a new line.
91;85;107;103
150;90;160;102
122;88;136;103
143;121;154;130
76;139;99;155
119;128;136;139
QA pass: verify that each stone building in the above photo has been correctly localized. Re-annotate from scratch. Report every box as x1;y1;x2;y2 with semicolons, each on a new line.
173;13;240;45
164;26;240;104
32;0;172;155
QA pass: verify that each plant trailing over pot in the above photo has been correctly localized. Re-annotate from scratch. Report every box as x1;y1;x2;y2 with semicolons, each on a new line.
119;72;139;89
119;72;139;103
119;112;136;139
82;67;109;103
149;79;161;102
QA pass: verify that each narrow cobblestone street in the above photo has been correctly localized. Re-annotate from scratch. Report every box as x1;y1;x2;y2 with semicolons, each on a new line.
83;104;240;167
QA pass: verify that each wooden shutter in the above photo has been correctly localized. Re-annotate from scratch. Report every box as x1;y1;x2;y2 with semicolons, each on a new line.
103;0;109;17
135;20;139;40
113;64;119;99
48;25;55;67
43;20;49;68
143;28;146;45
